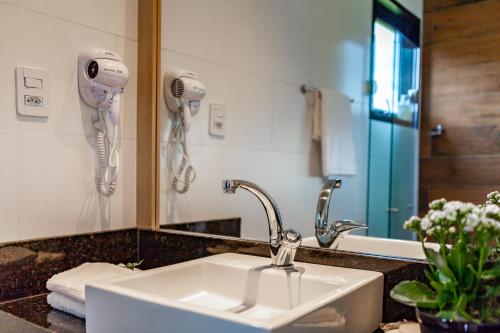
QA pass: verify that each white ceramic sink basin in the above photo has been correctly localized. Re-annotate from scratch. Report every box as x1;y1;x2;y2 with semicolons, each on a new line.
301;234;439;260
86;253;383;333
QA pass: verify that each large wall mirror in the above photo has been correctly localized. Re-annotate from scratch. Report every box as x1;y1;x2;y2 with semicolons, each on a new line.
156;0;499;257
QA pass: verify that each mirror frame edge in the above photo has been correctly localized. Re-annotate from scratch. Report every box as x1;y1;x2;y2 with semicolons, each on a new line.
137;0;162;230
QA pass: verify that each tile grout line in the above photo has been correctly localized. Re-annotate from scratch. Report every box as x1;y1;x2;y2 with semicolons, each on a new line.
0;292;48;306
0;1;138;43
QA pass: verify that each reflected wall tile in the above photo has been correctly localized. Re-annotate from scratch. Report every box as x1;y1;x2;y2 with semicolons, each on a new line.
159;143;226;226
270;9;313;84
223;148;322;240
224;69;273;150
271;81;311;153
224;0;276;77
163;0;226;63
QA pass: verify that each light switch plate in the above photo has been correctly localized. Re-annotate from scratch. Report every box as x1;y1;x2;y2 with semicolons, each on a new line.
16;66;49;117
209;102;226;138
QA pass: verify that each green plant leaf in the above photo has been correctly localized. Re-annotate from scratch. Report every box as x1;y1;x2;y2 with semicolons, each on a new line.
430;281;444;293
125;259;144;270
454;294;468;313
390;281;437;308
481;263;500;280
464;265;476;289
435;290;453;308
437;270;456;288
424;269;438;284
448;239;465;280
448;238;474;284
426;248;457;286
483;285;500;299
426;248;454;276
437;310;463;321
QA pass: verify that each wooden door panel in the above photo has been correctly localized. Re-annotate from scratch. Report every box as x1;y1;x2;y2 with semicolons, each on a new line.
420;0;500;214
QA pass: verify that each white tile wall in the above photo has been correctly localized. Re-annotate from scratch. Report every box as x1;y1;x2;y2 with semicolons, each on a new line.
0;131;19;242
159;0;422;241
15;0;138;40
0;1;138;242
271;81;311;153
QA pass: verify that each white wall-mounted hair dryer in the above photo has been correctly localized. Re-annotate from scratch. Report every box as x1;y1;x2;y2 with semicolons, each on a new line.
78;48;129;197
164;69;206;193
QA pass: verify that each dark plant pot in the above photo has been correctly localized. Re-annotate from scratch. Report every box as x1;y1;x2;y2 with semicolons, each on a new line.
416;308;500;333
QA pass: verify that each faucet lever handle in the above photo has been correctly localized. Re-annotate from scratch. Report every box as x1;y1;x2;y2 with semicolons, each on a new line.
274;229;301;268
332;220;367;233
282;229;302;249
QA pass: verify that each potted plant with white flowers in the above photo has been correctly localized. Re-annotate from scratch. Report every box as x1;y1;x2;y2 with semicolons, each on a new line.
390;192;500;333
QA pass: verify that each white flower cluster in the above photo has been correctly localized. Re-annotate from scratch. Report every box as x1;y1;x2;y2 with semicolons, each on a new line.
486;191;500;205
466;204;500;233
404;198;500;237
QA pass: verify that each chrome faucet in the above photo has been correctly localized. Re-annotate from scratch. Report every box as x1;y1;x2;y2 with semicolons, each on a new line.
222;179;301;268
315;179;367;248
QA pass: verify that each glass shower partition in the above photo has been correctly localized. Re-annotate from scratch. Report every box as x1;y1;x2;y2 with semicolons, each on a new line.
367;0;421;240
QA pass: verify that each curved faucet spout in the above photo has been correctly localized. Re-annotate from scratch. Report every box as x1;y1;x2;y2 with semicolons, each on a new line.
314;179;367;248
315;179;342;233
223;180;283;246
222;179;301;267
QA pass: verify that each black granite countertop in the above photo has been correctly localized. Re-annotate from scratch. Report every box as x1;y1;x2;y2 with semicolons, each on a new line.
0;228;425;332
0;295;85;333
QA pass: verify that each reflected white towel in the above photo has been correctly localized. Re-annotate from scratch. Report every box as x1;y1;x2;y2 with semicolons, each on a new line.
307;90;322;142
320;89;357;177
47;292;86;319
46;262;137;303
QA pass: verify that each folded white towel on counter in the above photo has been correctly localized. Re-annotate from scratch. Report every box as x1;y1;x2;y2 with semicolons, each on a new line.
47;292;86;319
320;89;357;177
46;262;138;303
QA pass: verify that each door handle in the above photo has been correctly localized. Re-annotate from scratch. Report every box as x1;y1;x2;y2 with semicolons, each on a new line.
430;124;444;137
386;207;400;213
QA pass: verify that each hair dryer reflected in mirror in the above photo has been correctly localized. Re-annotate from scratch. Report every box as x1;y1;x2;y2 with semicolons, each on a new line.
164;69;206;194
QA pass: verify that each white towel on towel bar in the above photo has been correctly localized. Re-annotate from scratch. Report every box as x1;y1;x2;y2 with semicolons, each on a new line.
320;89;357;177
307;90;322;142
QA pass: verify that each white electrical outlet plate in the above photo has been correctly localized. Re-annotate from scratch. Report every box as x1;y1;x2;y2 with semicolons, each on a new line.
16;66;49;117
209;102;226;138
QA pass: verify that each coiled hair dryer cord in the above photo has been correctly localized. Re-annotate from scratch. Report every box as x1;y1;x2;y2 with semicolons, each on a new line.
168;117;196;194
92;110;119;197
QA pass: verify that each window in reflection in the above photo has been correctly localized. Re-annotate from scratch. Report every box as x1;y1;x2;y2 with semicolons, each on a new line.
371;19;420;127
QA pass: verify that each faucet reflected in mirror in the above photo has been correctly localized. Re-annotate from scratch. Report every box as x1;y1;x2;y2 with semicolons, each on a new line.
222;180;301;268
156;0;500;262
158;0;423;249
315;179;367;248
